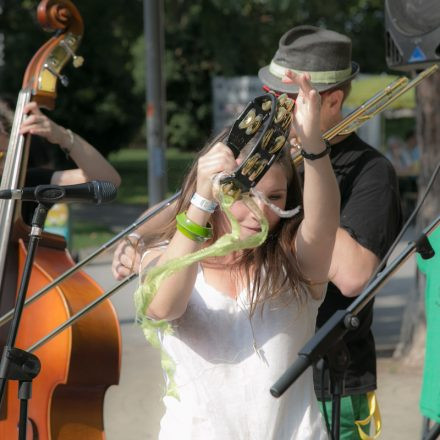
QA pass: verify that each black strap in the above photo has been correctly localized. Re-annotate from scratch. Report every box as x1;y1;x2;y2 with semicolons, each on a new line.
300;139;331;161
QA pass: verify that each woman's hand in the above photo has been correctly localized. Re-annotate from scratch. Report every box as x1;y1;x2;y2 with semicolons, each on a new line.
282;71;323;152
196;142;237;201
20;102;67;146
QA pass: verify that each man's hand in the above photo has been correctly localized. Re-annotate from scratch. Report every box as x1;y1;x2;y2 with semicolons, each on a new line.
112;234;145;280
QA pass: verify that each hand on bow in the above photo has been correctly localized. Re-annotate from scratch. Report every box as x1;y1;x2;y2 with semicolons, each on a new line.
112;234;145;280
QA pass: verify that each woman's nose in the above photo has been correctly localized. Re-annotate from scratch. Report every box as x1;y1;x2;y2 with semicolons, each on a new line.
254;197;269;214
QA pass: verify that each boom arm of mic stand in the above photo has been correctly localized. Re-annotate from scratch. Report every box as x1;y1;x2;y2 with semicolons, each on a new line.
270;214;440;398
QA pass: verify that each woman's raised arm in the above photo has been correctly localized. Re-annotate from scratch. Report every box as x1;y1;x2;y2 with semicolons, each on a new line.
285;72;340;288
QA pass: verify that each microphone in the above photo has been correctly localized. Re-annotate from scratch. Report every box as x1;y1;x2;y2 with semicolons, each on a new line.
0;180;117;205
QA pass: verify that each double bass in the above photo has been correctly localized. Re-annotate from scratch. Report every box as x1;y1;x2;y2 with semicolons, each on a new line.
0;1;121;438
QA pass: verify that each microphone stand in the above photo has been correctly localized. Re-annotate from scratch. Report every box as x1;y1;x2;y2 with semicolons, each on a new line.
270;214;440;439
0;203;50;440
424;422;440;440
317;340;351;440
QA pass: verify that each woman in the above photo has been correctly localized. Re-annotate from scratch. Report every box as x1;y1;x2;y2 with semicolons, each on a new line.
1;98;121;223
136;71;339;439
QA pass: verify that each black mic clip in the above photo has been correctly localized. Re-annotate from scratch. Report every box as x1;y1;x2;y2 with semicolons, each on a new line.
0;181;117;205
25;184;66;205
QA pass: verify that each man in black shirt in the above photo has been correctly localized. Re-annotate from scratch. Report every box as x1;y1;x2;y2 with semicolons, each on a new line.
259;26;402;439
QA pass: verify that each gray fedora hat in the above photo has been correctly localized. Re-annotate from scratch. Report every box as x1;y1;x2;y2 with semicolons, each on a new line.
258;25;360;94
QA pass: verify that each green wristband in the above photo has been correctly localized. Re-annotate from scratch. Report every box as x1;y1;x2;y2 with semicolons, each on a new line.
176;223;206;243
176;212;213;242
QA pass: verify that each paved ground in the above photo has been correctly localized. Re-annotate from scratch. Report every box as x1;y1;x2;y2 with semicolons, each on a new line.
75;205;430;440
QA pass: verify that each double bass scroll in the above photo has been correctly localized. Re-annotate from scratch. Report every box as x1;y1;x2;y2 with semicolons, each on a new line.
25;0;84;110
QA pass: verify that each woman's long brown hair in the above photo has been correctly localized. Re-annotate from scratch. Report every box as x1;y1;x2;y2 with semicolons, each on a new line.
148;130;309;315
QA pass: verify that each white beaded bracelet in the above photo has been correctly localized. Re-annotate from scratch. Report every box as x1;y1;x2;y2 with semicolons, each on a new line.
61;128;75;158
190;192;218;213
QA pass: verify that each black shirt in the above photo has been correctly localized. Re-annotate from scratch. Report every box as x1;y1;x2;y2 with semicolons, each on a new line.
313;133;402;398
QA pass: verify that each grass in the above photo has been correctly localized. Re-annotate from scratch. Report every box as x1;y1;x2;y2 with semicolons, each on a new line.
69;147;195;251
70;221;115;252
109;147;196;205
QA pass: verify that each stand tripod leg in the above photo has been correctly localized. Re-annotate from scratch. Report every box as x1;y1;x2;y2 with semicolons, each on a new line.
423;421;440;440
18;381;31;440
331;393;341;440
326;341;351;440
0;204;47;439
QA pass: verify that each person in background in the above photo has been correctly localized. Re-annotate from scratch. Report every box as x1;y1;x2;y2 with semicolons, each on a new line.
258;26;402;439
0;99;121;223
404;129;420;175
385;135;412;176
19;101;121;187
397;129;420;220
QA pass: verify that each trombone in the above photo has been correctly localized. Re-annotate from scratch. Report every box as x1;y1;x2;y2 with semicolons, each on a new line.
1;64;438;352
293;64;439;165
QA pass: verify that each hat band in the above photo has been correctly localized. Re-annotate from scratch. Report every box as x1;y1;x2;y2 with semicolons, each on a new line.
269;60;352;85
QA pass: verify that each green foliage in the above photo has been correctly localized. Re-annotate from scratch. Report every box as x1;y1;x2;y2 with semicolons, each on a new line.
0;0;145;157
1;0;388;156
71;221;114;253
157;0;387;150
345;74;415;109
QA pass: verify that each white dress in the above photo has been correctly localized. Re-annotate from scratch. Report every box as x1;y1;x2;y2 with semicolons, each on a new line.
158;268;328;440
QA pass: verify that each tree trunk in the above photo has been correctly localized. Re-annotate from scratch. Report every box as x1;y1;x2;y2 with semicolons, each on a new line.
397;69;440;367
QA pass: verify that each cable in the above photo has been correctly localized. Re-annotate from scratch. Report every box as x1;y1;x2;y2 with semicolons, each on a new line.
320;361;336;440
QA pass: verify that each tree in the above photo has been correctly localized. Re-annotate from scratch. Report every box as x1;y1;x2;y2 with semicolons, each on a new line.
157;0;387;150
398;70;440;366
1;0;389;155
0;0;145;157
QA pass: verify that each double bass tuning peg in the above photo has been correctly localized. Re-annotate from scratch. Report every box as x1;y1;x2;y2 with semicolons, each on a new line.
59;39;84;68
44;64;69;87
72;55;84;68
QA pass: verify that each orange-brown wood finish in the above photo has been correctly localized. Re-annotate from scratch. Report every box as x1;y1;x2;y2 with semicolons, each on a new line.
0;1;121;438
1;241;121;439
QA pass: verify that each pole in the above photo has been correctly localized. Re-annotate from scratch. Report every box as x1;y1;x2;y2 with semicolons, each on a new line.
143;0;167;205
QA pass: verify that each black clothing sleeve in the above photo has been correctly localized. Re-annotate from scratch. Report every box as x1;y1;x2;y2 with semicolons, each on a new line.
25;168;55;187
340;156;402;260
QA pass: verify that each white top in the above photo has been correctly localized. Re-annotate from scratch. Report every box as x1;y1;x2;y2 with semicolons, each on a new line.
158;268;328;440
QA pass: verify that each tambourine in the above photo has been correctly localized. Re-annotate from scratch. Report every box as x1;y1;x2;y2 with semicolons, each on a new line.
220;92;294;198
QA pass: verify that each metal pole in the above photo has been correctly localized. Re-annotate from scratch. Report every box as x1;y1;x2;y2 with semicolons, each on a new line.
143;0;167;205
